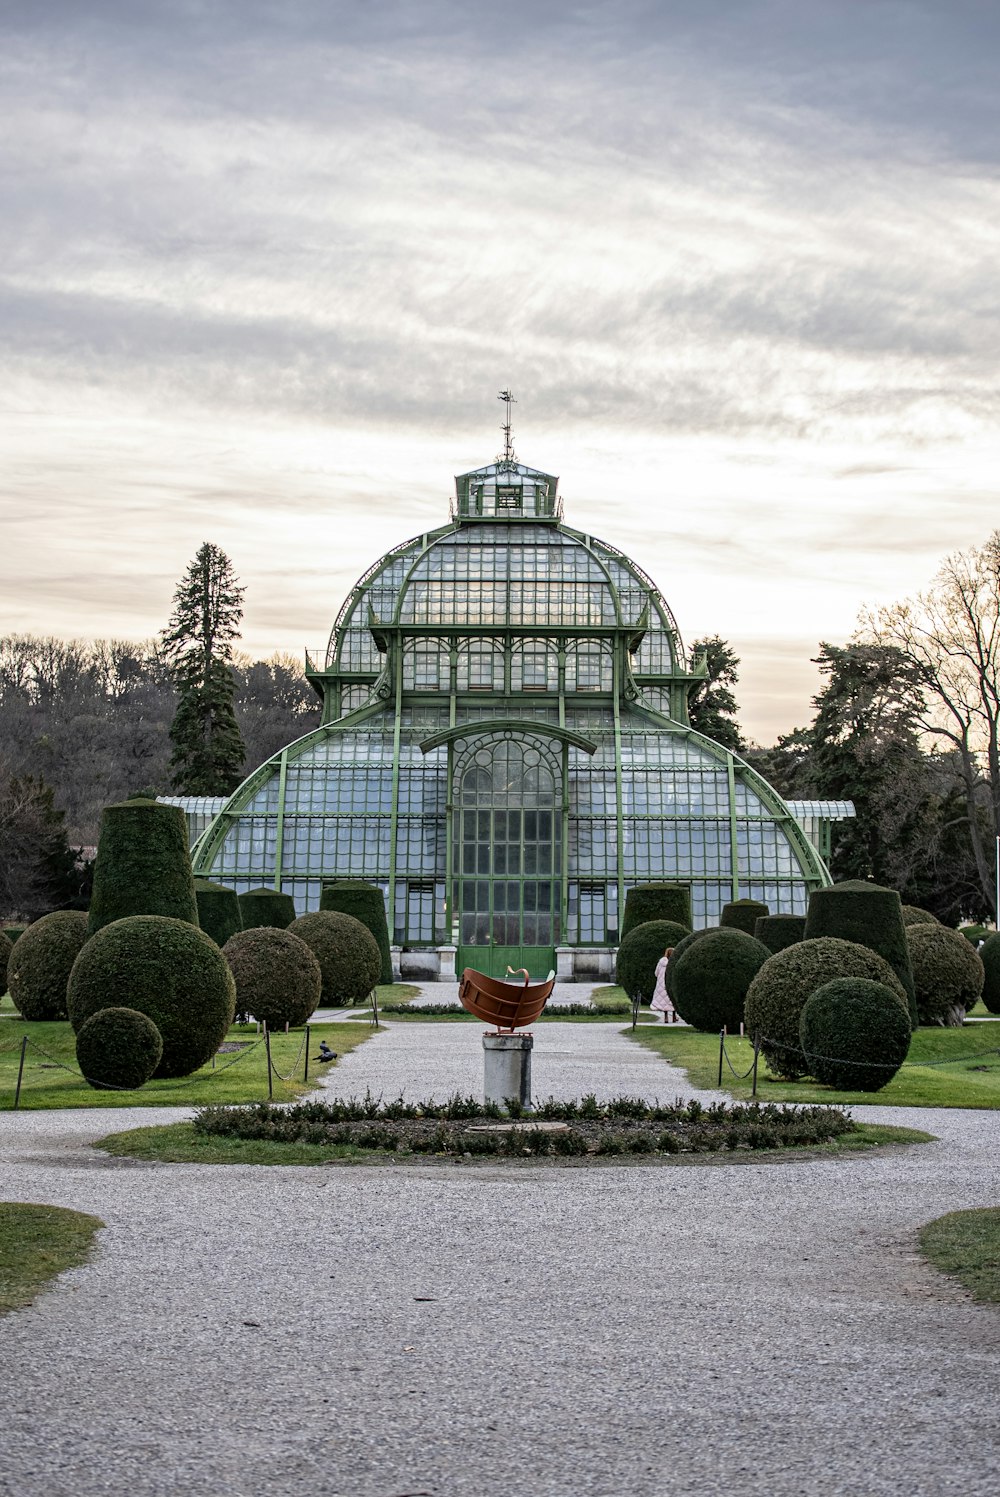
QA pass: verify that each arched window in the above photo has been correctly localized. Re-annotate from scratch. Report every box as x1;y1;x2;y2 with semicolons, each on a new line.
456;639;503;691
510;638;557;692
403;638;449;691
565;641;612;691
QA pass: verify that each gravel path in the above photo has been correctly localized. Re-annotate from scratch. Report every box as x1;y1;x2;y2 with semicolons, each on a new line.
1;1020;999;1497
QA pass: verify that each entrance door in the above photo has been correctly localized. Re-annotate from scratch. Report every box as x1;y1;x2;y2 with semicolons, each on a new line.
455;739;560;979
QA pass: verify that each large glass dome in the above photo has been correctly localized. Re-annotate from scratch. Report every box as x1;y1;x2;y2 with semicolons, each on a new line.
194;456;828;978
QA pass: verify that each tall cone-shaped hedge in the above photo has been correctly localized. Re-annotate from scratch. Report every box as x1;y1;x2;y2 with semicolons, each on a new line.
804;880;917;1029
620;884;692;940
320;882;392;984
194;880;242;948
88;799;198;936
754;915;806;954
720;899;769;935
237;888;297;930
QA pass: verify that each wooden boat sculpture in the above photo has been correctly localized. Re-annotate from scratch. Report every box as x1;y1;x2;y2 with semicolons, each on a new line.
458;966;556;1031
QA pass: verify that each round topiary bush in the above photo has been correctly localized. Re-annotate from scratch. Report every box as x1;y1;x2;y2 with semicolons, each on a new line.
664;928;717;1000
900;905;940;927
907;924;985;1025
75;1007;164;1091
238;888;297;931
799;978;912;1092
670;929;771;1032
67;916;236;1078
7;911;89;1021
320;882;393;985
981;934;1000;1015
804;880;916;1029
754;915;806;954
720;899;769;935
745;937;908;1080
88;799;198;935
0;929;12;994
287;911;382;1006
620;884;693;940
194;880;243;948
222;928;322;1029
615;920;693;1003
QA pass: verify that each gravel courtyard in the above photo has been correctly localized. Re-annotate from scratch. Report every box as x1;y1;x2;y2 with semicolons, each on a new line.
1;1019;999;1497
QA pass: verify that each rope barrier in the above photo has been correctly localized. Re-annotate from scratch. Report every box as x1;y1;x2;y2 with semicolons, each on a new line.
266;1027;309;1084
717;1030;1000;1076
12;1031;269;1101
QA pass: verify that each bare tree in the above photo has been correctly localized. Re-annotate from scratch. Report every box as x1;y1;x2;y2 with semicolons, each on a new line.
865;532;1000;915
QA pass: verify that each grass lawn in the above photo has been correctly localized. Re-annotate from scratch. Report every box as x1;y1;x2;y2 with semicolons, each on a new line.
631;1017;1000;1108
0;1018;375;1110
0;1202;103;1315
96;1118;931;1167
919;1208;1000;1302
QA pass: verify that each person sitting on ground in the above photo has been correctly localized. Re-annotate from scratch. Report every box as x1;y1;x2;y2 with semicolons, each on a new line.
313;1040;338;1063
650;947;675;1023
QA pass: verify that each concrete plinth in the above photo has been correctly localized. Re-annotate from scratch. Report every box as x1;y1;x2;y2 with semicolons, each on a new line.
482;1031;534;1110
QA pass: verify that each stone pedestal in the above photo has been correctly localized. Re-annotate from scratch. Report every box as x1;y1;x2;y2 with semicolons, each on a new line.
482;1032;534;1110
555;946;575;980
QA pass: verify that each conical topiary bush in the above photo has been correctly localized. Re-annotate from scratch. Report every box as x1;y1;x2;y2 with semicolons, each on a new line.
804;880;917;1029
194;880;242;948
720;899;769;935
620;884;692;940
320;882;392;985
87;799;198;936
237;888;297;930
754;915;806;955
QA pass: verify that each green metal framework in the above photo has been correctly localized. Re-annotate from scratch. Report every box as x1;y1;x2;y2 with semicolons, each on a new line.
194;458;829;973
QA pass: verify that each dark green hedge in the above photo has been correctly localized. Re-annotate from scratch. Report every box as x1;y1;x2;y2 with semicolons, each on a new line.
804;880;916;1029
615;920;692;1003
7;911;89;1021
745;937;908;1080
799;978;911;1092
288;911;382;1006
222;928;322;1029
237;888;297;931
720;899;769;935
0;930;11;994
753;915;806;954
68;915;235;1078
907;925;985;1025
900;905;940;927
320;882;392;985
76;1007;164;1091
982;934;1000;1014
88;800;198;935
620;884;692;940
194;880;242;948
671;929;771;1032
665;928;716;1000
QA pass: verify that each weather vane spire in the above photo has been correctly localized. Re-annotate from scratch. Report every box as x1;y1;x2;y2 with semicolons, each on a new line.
497;388;517;467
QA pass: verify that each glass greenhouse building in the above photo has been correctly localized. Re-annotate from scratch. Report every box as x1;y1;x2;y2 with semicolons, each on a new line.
193;454;829;978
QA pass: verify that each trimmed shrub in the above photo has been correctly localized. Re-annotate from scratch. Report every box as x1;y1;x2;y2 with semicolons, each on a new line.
3;926;26;944
959;924;990;948
671;929;771;1032
745;937;908;1080
901;905;940;927
800;978;912;1092
804;880;917;1030
76;1007;163;1091
981;934;1000;1014
720;899;769;935
67;916;235;1078
754;915;806;954
0;930;11;994
194;880;242;948
88;799;198;935
620;884;693;940
288;911;382;1006
320;882;393;985
906;925;985;1026
7;911;89;1021
238;888;297;931
222;928;322;1029
615;920;693;1003
665;928;717;1000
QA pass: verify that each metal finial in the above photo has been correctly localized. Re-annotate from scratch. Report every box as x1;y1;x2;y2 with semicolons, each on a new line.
497;388;517;467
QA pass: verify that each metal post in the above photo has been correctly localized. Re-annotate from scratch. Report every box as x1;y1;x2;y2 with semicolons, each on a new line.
751;1035;760;1098
13;1036;27;1110
717;1029;725;1086
304;1024;310;1084
264;1026;273;1101
371;989;380;1029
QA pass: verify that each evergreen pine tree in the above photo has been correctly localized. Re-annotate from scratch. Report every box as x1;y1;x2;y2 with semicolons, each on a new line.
687;636;745;752
161;543;247;794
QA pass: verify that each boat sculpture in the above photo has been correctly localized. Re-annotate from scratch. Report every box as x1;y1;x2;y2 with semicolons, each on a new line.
458;966;556;1031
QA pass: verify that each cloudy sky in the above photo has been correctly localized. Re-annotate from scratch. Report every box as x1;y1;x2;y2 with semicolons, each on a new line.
3;1;998;743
